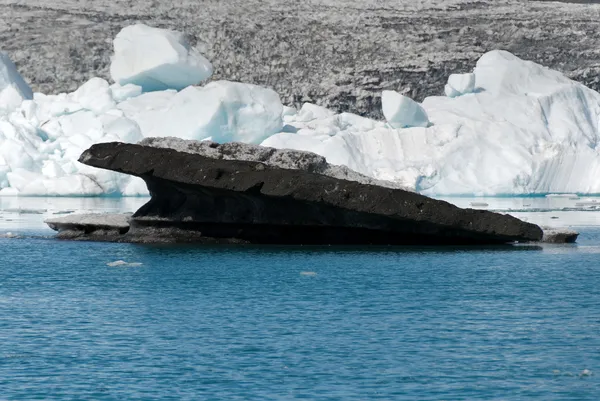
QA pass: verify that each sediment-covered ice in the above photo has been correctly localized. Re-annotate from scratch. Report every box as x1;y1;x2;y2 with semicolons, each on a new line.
140;137;406;189
110;24;213;91
2;25;600;197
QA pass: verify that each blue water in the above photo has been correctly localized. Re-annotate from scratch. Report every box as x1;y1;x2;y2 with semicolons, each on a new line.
2;227;600;400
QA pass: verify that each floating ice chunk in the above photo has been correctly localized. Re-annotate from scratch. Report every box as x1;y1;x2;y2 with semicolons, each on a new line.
0;165;9;188
282;105;297;117
6;169;42;193
0;232;19;238
0;52;33;113
474;50;571;96
18;100;38;123
41;160;65;178
545;193;579;198
541;227;579;243
46;213;131;231
444;73;476;97
99;113;143;143
6;170;106;196
110;24;213;92
197;81;283;143
121;81;283;143
294;103;336;123
109;83;143;103
381;90;430;128
72;78;116;114
4;208;46;214
0;139;36;170
107;260;143;267
0;187;18;196
336;112;380;131
121;177;148;196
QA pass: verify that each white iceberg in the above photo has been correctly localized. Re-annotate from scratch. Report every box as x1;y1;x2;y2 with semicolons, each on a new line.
0;52;33;113
381;90;430;128
118;80;283;143
444;73;476;97
2;24;600;198
265;50;600;195
110;24;213;92
0;68;283;195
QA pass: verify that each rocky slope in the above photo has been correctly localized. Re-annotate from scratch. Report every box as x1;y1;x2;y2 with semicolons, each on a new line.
2;0;600;118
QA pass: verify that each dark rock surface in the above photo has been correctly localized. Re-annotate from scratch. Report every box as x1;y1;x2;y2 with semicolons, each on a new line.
68;140;544;245
4;1;600;118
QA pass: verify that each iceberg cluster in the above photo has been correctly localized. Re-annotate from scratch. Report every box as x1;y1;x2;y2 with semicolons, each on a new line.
1;23;600;196
266;50;600;195
0;25;283;196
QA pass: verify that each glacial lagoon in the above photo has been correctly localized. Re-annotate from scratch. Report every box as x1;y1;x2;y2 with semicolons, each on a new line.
1;196;599;400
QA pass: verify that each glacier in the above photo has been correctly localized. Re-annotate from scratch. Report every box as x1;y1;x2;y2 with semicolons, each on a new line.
1;24;600;196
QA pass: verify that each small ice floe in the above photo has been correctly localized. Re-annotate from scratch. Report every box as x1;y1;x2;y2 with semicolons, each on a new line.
107;260;143;267
469;202;489;207
575;200;600;207
546;193;577;198
4;208;47;214
541;227;579;243
300;271;317;276
581;369;593;377
0;232;19;238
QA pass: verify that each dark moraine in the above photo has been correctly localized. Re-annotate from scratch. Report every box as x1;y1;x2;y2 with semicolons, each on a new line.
56;139;543;245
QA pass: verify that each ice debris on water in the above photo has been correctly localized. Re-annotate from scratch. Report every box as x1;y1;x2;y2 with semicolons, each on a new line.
0;232;19;238
107;260;143;267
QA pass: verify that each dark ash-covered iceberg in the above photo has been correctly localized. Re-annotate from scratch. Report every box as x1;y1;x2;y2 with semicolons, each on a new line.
47;138;543;245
